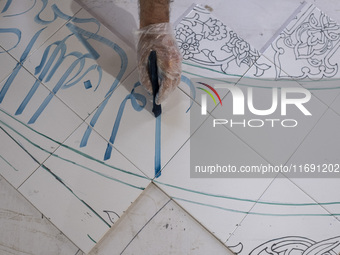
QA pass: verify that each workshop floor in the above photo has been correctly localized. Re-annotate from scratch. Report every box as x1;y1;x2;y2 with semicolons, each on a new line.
0;0;340;254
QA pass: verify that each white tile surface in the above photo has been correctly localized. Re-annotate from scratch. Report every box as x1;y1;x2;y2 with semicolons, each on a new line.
2;0;340;254
286;108;340;219
227;176;340;255
262;3;340;107
212;55;328;165
0;0;82;61
18;165;110;254
156;116;274;242
0;50;17;84
85;70;194;178
23;8;137;120
42;122;150;226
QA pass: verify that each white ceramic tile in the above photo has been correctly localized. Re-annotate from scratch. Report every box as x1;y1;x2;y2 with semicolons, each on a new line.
89;183;170;255
0;0;82;61
156;115;274;242
226;176;340;255
262;3;340;106
0;175;79;255
42;122;150;226
0;121;40;188
211;55;328;165
0;50;17;83
175;4;260;113
23;8;137;120
120;200;234;255
331;93;340;116
0;66;83;143
286;108;340;219
0;67;82;189
18;164;110;254
84;70;195;178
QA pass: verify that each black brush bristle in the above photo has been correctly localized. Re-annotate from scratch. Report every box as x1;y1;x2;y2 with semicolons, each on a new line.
148;50;162;118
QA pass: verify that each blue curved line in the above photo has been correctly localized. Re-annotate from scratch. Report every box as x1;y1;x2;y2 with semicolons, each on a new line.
180;75;196;113
63;64;98;89
34;2;100;35
57;53;86;85
28;54;88;124
16;37;68;115
34;43;56;75
20;27;47;63
45;44;82;83
0;28;45;105
0;28;21;53
1;0;12;13
104;82;146;160
3;0;36;17
93;65;103;91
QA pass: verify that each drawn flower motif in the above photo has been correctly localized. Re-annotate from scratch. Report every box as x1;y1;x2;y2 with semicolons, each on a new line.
305;13;340;47
222;32;259;67
202;18;228;41
176;25;202;60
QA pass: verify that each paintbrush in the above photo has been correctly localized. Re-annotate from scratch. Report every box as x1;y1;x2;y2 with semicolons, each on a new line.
148;50;162;118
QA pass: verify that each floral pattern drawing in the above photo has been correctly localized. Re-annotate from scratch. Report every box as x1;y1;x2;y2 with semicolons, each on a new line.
175;5;270;76
269;4;340;80
249;236;340;255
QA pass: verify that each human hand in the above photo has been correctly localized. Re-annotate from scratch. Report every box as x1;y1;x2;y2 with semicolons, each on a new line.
137;23;182;105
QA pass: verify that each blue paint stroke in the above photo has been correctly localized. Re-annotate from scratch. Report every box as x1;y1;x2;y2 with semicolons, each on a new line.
180;75;196;113
0;28;21;53
63;64;101;89
28;56;87;124
15;36;70;115
104;82;146;160
84;80;92;89
1;0;12;13
0;28;45;104
154;115;161;178
34;1;100;34
18;21;108;121
2;0;37;17
65;23;128;147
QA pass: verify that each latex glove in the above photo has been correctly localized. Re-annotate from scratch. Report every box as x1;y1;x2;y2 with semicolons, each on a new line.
137;23;182;105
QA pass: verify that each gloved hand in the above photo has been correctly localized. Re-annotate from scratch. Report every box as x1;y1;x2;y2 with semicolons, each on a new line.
137;23;182;105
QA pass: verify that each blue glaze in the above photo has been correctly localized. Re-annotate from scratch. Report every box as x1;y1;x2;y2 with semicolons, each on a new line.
0;28;45;104
65;23;128;146
1;0;12;13
2;0;36;18
154;115;161;178
104;82;146;160
84;80;92;89
0;28;21;53
180;75;196;113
